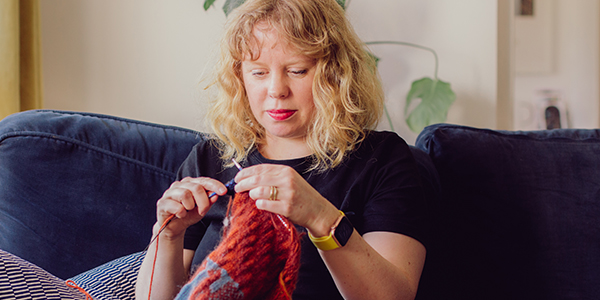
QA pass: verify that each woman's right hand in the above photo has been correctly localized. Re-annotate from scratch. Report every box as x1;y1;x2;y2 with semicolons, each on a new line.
154;177;227;239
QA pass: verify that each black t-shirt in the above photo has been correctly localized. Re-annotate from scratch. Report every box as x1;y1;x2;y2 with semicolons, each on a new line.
178;131;427;300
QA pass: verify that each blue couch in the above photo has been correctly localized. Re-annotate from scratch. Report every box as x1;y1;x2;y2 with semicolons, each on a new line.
1;110;598;299
0;110;203;280
415;124;600;300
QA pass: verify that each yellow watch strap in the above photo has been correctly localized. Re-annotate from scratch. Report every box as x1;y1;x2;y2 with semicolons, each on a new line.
308;211;345;251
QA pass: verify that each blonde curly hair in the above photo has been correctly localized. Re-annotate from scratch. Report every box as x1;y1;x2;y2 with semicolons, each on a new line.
207;0;384;171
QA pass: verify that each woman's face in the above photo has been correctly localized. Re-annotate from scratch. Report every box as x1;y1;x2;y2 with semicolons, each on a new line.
241;26;317;146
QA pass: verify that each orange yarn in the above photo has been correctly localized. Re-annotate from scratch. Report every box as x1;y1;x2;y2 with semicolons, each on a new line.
65;193;300;300
65;214;177;300
65;280;94;300
148;214;176;299
187;192;301;299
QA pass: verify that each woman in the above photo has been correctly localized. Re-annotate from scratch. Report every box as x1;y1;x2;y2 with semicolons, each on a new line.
136;0;428;299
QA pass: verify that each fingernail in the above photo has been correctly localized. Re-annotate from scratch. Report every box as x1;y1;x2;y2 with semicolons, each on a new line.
255;200;265;210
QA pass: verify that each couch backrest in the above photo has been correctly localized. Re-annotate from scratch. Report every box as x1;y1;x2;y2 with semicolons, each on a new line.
415;123;600;300
0;110;203;279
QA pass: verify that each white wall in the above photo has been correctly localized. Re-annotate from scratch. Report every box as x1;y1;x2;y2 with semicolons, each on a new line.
513;0;599;130
40;0;226;131
40;0;498;144
347;0;498;142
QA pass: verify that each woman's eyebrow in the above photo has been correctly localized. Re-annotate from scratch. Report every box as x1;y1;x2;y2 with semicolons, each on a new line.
242;59;314;69
241;60;265;69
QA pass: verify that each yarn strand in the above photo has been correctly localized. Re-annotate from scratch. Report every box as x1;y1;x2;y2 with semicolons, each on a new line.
63;214;176;300
148;214;177;300
65;280;94;300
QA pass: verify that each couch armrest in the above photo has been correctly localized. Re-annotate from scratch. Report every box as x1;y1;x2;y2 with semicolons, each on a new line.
0;110;203;279
415;123;600;300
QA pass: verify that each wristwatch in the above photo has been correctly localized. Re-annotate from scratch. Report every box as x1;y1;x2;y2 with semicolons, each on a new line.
308;211;354;251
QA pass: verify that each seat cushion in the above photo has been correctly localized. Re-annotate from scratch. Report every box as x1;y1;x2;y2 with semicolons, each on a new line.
0;110;203;279
415;124;600;300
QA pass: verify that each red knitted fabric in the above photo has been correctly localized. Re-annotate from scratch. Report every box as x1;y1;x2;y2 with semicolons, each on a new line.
186;192;301;300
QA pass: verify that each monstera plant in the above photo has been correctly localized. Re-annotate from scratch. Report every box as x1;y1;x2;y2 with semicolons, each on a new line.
203;0;455;133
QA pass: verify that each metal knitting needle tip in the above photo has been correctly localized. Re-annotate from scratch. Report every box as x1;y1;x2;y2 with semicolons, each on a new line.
232;158;243;171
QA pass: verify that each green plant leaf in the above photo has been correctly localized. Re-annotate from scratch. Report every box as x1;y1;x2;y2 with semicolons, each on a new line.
204;0;217;11
223;0;246;16
405;77;456;133
366;50;380;67
336;0;346;10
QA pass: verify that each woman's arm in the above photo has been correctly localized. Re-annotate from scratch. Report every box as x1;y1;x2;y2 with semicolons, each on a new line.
135;225;189;300
276;195;426;300
135;177;226;300
234;164;426;300
319;229;426;300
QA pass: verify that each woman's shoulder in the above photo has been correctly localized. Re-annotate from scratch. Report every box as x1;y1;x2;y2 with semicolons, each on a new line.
177;137;226;179
359;130;410;152
335;130;413;172
191;136;221;153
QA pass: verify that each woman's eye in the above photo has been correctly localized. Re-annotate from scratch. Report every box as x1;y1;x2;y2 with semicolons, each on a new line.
290;69;307;75
251;71;266;76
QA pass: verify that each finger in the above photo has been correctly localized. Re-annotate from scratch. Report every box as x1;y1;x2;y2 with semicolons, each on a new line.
234;164;277;183
181;177;227;199
156;196;188;221
162;184;201;212
248;186;274;201
255;199;290;217
162;178;225;218
176;178;227;211
234;166;283;193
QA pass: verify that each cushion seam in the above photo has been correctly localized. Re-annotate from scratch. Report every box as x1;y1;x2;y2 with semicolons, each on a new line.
36;109;202;136
436;125;600;142
0;133;179;179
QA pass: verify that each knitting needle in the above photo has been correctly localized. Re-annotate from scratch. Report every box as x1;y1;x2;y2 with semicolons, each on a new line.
232;158;243;171
207;158;243;198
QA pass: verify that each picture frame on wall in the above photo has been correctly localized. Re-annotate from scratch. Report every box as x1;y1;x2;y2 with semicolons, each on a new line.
514;0;554;75
518;0;534;16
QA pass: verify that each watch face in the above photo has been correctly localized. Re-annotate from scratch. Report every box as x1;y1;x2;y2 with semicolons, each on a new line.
334;216;354;247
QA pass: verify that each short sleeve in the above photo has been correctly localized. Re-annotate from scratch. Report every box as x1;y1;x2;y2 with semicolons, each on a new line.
360;133;429;247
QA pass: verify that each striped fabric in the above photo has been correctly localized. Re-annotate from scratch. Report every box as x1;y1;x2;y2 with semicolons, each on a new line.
0;249;144;300
69;251;144;300
0;250;84;300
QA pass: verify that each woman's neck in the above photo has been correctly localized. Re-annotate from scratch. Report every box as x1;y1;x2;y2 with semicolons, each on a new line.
259;137;313;160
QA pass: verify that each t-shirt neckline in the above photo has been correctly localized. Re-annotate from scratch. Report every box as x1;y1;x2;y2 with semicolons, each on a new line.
248;149;313;174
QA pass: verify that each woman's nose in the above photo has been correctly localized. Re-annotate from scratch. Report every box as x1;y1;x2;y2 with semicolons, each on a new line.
268;74;289;99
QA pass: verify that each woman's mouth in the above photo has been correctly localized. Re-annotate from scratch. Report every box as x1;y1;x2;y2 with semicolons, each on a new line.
267;109;296;121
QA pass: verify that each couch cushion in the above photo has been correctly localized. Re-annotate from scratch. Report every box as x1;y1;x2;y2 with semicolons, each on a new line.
0;110;203;279
415;124;600;300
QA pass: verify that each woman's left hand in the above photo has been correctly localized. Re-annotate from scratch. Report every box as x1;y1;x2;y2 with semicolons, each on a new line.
234;164;339;235
235;164;426;300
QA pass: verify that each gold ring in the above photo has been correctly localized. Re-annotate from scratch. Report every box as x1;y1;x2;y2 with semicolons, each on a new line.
269;186;278;200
